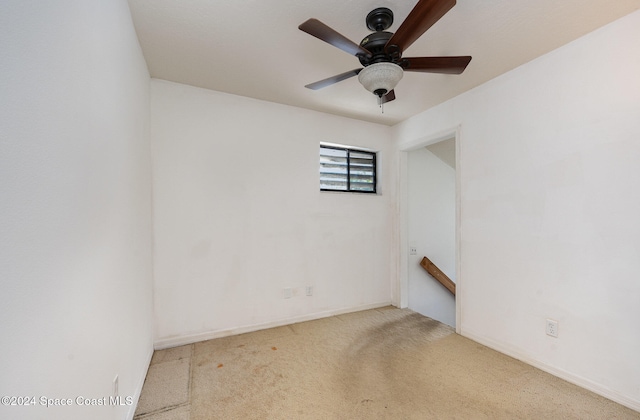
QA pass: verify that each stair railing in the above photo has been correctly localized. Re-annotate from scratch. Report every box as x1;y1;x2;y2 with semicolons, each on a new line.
419;256;456;296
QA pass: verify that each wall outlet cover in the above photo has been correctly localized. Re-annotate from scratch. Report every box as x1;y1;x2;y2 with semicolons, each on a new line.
546;319;558;337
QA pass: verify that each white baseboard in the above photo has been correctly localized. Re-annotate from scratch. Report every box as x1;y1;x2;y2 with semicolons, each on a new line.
461;328;640;413
154;302;392;350
126;342;154;420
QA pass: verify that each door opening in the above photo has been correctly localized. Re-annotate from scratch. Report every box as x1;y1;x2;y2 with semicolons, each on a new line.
398;129;460;331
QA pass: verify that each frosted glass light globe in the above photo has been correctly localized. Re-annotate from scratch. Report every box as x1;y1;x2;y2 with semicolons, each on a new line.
358;62;403;97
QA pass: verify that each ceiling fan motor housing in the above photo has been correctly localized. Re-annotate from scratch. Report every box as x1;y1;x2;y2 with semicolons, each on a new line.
359;31;395;66
360;7;400;67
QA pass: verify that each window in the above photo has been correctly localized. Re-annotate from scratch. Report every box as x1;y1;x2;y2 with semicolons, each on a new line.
319;144;377;193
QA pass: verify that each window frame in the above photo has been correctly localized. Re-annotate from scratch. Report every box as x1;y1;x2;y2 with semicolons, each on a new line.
319;144;377;194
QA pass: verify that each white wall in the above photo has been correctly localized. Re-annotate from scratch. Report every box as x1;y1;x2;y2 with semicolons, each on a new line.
393;10;640;410
0;1;152;419
151;80;394;347
407;147;456;326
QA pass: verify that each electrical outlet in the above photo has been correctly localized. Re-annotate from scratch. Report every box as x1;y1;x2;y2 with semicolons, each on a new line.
546;319;558;337
305;286;313;296
409;244;417;255
113;375;119;397
283;287;292;299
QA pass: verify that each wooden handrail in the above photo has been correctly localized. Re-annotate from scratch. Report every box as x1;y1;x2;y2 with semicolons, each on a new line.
420;256;456;296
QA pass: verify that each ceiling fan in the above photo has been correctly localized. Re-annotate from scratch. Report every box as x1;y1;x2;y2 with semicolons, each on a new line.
298;0;471;105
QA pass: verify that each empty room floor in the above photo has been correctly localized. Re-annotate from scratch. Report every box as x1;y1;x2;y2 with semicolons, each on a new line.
133;307;639;419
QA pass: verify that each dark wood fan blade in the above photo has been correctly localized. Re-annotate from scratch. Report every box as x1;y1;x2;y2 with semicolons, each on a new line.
305;68;362;90
385;0;456;54
299;19;372;58
402;56;471;74
381;89;396;103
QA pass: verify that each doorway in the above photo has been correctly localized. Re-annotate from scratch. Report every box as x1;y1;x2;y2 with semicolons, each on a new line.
398;128;461;331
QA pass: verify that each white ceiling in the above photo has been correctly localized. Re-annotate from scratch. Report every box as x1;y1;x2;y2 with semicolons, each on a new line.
128;0;640;125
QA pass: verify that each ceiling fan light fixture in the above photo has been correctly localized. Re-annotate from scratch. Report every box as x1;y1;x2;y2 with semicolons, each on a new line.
358;62;403;97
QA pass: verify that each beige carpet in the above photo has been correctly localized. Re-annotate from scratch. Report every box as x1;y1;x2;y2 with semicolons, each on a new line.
134;307;639;419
